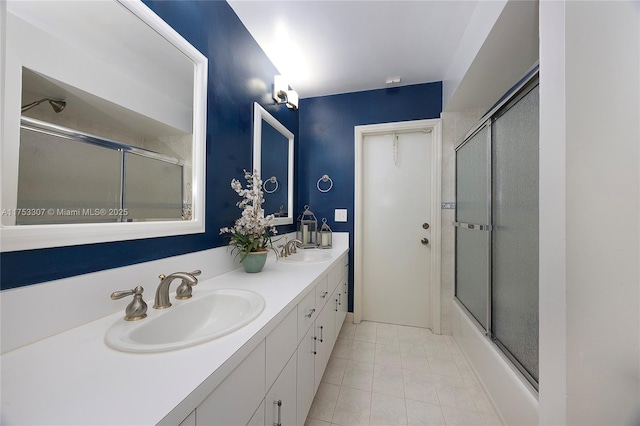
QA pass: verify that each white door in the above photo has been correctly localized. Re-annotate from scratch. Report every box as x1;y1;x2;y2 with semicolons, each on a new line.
361;130;432;327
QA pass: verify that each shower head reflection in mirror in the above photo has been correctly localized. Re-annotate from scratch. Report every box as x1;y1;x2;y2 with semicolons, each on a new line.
21;98;66;113
1;0;208;252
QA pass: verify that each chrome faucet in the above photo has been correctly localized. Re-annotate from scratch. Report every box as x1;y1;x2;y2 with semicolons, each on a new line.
153;270;201;309
279;239;302;258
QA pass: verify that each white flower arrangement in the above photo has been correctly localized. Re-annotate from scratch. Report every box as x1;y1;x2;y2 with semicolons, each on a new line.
219;170;278;262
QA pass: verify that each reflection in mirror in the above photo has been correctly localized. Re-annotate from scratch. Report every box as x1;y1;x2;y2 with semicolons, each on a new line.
253;103;294;226
1;0;207;251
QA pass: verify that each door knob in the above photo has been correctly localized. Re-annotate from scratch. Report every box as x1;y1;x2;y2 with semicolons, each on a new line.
421;238;429;245
422;223;430;229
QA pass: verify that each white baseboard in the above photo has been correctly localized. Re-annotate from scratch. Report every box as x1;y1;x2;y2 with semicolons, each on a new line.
346;311;355;324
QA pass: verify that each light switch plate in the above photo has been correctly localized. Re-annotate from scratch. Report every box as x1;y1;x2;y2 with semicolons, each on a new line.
335;209;347;222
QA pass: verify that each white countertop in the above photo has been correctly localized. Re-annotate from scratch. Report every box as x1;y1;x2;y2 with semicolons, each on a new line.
0;239;348;425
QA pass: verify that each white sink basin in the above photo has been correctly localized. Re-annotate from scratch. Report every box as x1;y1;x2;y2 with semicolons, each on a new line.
105;289;265;353
280;249;332;263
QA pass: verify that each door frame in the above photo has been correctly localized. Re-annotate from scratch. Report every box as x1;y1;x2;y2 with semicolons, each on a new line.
354;119;442;334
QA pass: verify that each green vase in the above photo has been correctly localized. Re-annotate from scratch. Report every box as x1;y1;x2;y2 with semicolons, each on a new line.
241;251;268;273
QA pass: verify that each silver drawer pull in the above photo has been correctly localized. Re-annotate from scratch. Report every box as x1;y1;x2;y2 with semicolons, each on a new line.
319;325;324;343
305;308;316;318
321;291;328;298
273;399;282;426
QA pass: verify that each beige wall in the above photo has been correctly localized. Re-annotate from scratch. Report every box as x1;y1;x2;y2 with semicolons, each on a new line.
539;1;640;424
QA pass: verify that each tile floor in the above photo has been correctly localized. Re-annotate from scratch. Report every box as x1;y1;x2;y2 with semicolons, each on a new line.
304;321;503;426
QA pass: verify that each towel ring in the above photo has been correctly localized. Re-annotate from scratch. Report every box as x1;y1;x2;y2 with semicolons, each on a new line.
317;174;333;193
263;176;278;194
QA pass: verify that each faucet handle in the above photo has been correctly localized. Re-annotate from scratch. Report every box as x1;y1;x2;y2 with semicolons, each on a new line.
110;285;147;321
175;270;202;300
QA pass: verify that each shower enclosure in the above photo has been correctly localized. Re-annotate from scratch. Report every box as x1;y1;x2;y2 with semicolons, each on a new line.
454;68;539;390
16;117;184;225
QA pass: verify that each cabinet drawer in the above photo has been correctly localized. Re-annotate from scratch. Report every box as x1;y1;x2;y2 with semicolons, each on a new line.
315;275;329;311
266;306;297;391
297;288;316;343
196;341;265;426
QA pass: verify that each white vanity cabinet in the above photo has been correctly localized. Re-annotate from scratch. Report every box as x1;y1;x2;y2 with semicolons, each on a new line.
296;253;349;422
195;340;266;426
188;252;349;426
0;238;351;426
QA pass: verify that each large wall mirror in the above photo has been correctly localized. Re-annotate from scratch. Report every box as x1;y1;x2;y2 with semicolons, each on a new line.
253;103;294;226
0;0;207;251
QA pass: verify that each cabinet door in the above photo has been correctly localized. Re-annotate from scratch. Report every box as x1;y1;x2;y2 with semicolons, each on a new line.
196;341;265;426
327;261;342;295
314;299;336;391
297;325;316;426
326;286;339;352
266;306;297;391
315;275;329;312
297;288;316;344
265;353;297;426
336;278;348;334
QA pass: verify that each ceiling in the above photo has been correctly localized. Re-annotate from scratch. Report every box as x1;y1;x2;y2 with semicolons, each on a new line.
227;1;479;99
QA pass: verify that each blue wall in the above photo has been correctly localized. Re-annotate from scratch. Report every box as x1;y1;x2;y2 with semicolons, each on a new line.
297;83;442;310
0;1;298;290
1;3;443;300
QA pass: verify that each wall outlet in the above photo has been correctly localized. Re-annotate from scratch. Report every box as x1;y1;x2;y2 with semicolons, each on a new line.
334;209;347;222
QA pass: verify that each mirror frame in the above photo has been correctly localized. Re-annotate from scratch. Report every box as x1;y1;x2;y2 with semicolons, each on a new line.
0;0;208;252
252;103;294;226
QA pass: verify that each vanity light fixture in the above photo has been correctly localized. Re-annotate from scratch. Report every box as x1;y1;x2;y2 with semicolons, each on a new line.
272;75;299;110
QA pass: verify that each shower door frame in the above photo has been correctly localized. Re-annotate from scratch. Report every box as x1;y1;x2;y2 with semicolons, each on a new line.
454;66;540;392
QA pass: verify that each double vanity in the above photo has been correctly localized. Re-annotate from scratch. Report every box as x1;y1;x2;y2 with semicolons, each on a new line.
0;236;349;425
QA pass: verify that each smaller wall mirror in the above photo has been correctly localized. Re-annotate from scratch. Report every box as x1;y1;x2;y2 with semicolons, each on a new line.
253;103;293;226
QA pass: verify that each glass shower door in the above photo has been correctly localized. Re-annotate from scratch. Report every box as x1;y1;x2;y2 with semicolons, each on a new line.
455;125;491;330
491;85;539;384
